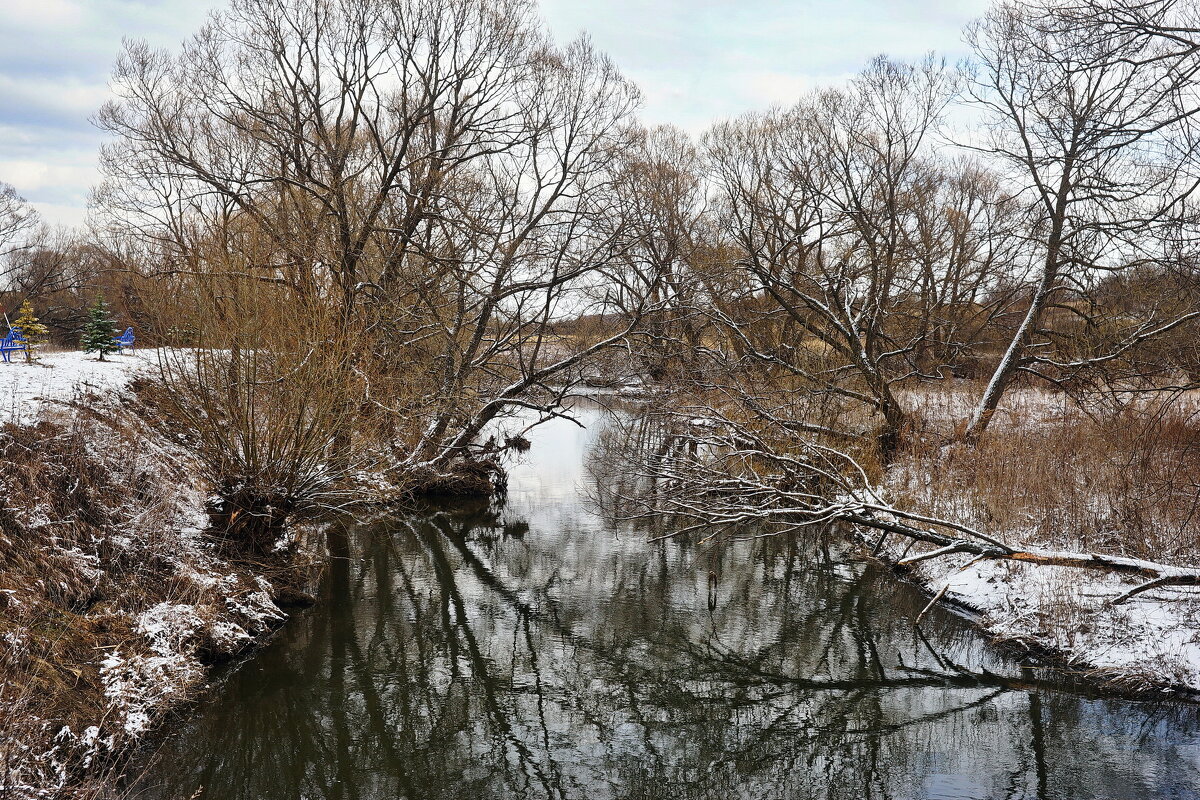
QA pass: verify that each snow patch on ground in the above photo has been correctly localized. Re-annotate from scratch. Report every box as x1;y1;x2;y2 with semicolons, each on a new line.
881;542;1200;694
99;647;202;736
97;580;286;737
0;349;157;426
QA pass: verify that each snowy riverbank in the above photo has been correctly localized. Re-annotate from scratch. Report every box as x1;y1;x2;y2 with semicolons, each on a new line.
0;349;304;797
873;385;1200;696
875;542;1200;696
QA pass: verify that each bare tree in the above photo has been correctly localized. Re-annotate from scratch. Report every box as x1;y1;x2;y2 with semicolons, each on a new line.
586;36;1200;611
701;57;1020;453
963;0;1200;437
0;229;119;339
0;182;38;283
608;125;711;380
95;0;663;488
1048;0;1200;61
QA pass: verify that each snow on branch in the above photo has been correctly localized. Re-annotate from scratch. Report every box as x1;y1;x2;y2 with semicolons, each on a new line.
597;405;1200;606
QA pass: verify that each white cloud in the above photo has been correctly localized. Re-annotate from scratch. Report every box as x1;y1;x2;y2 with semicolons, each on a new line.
0;160;98;194
0;0;222;224
29;200;89;229
0;74;111;124
0;0;84;27
541;0;990;132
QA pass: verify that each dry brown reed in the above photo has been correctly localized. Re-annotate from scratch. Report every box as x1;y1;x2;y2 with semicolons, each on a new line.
892;383;1200;561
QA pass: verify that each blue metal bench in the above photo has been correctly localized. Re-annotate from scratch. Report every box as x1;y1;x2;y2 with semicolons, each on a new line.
113;327;135;354
0;329;27;363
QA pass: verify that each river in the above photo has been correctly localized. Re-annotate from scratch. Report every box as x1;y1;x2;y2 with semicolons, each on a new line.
135;404;1200;799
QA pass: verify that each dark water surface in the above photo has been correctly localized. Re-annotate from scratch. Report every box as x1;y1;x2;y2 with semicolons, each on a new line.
137;407;1200;800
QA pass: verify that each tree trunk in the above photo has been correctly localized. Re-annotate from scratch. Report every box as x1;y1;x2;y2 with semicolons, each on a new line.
964;169;1072;440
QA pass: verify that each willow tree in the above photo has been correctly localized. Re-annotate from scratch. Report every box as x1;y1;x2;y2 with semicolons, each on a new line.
95;0;659;488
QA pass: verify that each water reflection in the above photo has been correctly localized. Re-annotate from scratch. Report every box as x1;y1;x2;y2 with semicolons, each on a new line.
137;407;1200;800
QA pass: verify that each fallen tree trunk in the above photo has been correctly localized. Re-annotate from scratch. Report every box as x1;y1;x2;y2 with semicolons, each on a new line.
843;509;1200;605
603;412;1200;608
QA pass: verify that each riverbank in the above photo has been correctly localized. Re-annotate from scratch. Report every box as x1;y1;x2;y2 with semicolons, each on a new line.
0;351;314;797
878;384;1200;697
876;542;1200;698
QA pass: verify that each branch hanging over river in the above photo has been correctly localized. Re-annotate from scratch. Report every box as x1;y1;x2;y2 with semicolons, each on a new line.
595;409;1200;606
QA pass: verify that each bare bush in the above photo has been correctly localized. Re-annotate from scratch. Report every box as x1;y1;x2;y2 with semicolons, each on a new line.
892;386;1200;561
140;272;368;552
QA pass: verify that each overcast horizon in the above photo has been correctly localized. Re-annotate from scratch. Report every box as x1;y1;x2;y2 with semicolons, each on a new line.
0;0;989;228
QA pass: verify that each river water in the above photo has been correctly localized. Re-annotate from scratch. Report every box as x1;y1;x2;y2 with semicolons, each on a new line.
136;405;1200;799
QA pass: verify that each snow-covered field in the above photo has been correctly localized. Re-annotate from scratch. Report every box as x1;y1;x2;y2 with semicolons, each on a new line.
0;349;155;425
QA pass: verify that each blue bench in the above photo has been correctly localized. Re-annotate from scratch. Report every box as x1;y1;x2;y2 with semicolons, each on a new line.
113;327;135;354
0;329;27;363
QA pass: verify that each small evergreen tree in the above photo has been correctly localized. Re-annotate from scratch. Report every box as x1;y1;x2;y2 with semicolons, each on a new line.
12;300;49;363
81;296;118;362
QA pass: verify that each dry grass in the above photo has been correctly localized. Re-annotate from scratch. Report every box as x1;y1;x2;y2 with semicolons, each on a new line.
0;396;304;798
891;383;1200;561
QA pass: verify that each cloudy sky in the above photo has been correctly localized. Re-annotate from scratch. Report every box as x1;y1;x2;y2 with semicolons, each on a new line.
0;0;989;227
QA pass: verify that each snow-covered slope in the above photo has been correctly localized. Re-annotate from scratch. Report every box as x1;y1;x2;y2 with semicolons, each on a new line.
0;347;299;796
884;547;1200;695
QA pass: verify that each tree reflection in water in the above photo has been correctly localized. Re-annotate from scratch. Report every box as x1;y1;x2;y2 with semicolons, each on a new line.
136;408;1200;800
